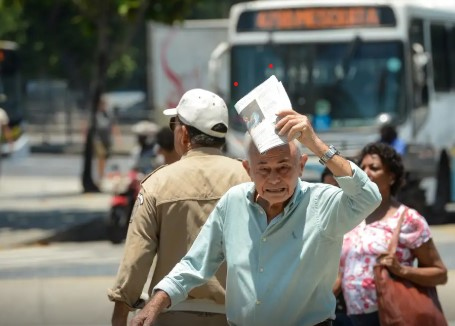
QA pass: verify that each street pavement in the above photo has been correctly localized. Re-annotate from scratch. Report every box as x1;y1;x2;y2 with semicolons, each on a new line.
0;241;454;326
0;150;133;249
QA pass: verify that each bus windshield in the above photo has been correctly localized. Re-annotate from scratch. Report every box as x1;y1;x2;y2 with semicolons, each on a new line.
230;40;406;132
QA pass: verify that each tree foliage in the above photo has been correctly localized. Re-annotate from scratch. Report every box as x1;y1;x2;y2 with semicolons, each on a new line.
0;0;238;192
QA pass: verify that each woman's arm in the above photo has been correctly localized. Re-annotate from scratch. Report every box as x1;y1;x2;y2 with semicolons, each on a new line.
379;238;448;286
332;272;342;296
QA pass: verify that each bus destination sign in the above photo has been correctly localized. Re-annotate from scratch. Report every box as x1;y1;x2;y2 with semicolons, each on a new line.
237;6;396;32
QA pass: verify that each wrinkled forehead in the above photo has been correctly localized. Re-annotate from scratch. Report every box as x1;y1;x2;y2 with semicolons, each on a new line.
248;141;300;164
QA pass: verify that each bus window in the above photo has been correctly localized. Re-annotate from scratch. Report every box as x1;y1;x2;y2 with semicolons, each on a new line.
430;24;450;92
230;41;405;131
449;27;455;89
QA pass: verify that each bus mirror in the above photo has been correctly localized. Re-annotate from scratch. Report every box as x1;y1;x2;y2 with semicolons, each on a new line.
412;43;428;88
208;41;230;97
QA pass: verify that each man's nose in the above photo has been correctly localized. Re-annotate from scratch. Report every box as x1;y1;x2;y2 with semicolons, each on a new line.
268;170;281;184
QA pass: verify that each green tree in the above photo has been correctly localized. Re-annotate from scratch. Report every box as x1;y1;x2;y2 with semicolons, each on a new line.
0;0;26;41
74;0;203;192
2;0;233;192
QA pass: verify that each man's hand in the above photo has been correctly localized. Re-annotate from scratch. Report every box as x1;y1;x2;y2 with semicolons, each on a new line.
111;301;130;326
275;109;353;177
130;291;171;326
275;110;317;147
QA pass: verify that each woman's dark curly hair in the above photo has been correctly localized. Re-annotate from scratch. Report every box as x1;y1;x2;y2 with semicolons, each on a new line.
357;142;405;196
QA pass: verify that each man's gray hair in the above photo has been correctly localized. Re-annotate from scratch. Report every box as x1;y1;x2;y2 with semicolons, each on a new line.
185;124;226;147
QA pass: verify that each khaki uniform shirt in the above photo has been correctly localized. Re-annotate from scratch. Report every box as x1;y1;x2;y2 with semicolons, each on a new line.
107;147;250;311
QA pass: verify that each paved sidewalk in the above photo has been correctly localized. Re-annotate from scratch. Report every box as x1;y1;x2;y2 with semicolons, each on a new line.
1;165;455;249
0;173;116;249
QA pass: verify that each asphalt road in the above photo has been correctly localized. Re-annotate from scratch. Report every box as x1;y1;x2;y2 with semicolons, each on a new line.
2;153;132;178
0;239;454;326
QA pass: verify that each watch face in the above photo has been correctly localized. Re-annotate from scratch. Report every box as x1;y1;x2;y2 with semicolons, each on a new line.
320;145;339;165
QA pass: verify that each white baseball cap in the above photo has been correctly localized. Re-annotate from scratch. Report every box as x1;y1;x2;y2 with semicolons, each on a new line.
163;88;228;138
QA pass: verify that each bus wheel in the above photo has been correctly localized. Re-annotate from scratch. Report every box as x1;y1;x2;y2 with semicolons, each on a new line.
397;175;427;216
434;150;451;217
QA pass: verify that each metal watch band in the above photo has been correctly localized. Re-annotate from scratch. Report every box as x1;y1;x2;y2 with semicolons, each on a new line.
319;145;340;165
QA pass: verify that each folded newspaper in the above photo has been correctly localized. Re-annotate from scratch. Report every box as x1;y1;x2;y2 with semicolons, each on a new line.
234;75;292;154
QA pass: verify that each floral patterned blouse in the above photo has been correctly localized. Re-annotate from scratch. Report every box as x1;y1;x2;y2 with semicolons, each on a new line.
340;204;431;315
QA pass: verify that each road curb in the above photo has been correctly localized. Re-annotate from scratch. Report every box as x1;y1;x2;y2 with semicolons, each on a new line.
30;144;131;156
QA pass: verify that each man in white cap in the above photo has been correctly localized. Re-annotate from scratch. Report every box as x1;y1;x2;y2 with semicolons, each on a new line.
108;89;251;326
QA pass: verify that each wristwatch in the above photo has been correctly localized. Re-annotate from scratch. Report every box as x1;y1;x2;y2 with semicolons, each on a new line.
319;145;340;165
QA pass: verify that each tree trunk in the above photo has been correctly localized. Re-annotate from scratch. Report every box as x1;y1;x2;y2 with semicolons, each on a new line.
81;4;110;193
81;126;99;192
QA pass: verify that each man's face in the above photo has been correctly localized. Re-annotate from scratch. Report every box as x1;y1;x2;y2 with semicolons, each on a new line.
169;116;185;156
243;142;305;206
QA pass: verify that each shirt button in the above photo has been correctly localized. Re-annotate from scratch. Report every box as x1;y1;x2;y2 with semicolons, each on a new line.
259;268;264;272
256;300;261;305
262;237;267;242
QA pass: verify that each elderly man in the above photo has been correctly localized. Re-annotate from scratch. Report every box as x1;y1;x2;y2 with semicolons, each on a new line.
108;89;251;326
131;109;381;326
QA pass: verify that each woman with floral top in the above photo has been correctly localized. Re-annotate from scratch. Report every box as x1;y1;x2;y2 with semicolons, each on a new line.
339;143;448;326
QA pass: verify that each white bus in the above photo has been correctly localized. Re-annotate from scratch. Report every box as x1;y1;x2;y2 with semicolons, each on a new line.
209;0;455;219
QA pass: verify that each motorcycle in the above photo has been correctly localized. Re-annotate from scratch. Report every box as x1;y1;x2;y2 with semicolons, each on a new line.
106;168;143;244
106;120;159;244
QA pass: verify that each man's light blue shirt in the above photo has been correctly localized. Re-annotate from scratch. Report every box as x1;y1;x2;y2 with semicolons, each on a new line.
155;162;381;326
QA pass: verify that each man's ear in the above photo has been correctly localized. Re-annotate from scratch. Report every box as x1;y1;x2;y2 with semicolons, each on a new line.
242;159;251;176
180;125;190;146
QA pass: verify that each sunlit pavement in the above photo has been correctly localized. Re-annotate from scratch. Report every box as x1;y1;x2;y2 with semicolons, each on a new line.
0;239;453;326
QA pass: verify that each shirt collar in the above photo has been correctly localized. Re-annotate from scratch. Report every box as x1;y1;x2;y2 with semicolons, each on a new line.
181;147;224;159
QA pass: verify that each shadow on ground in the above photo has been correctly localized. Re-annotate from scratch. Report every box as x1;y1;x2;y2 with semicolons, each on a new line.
0;191;85;201
0;210;109;244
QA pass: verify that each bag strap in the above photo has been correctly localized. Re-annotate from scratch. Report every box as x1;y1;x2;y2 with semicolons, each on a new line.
388;207;408;255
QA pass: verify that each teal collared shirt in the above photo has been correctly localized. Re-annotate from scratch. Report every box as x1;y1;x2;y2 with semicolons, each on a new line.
155;162;381;326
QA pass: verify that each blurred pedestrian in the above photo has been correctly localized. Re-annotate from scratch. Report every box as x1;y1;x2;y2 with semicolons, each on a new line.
378;123;406;155
131;109;381;326
340;143;447;326
155;126;180;165
108;89;251;326
321;166;339;187
0;107;13;177
321;167;354;326
93;96;122;184
131;120;159;174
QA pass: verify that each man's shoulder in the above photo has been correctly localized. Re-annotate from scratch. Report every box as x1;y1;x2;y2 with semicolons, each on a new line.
297;179;330;198
140;165;166;184
210;154;247;169
223;182;252;199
